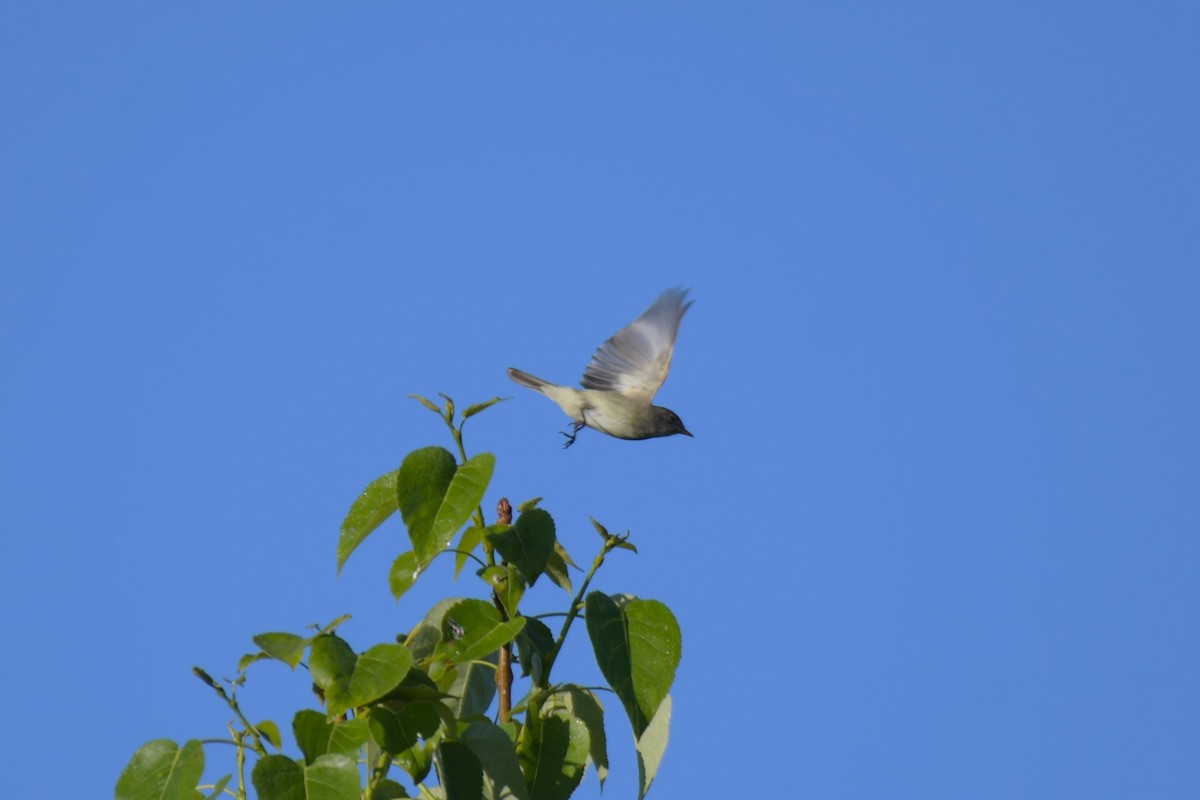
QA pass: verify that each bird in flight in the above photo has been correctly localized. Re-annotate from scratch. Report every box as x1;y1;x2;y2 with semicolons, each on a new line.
508;288;694;447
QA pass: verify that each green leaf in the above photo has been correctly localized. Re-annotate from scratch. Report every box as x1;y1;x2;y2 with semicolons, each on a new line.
423;452;495;563
435;599;526;666
454;525;487;578
115;739;205;800
293;711;371;765
517;699;590;800
373;779;410;799
310;637;412;718
555;688;608;789
636;695;671;800
368;703;442;755
253;632;308;668
462;396;509;420
515;497;542;514
405;598;463;660
389;551;424;600
256;719;282;749
396;446;458;555
203;774;231;800
409;393;444;416
251;753;360;800
439;740;484;800
480;565;526;617
543;546;573;594
486;508;555;586
347;643;414;706
584;593;681;738
337;469;399;573
514;617;554;687
309;634;357;711
462;720;530;800
443;650;499;718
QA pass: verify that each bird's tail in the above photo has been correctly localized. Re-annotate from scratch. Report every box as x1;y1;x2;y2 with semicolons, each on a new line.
507;367;552;393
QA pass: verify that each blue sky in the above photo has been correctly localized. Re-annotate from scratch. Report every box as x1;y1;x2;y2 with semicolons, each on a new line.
3;3;1198;798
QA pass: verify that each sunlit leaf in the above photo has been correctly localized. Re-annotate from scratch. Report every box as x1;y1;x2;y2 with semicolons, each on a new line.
337;469;399;573
409;394;443;415
252;632;308;669
636;695;671;800
389;551;424;601
454;525;488;578
462;396;509;421
435;599;526;666
396;447;458;555
115;739;205;800
584;593;680;738
423;452;494;563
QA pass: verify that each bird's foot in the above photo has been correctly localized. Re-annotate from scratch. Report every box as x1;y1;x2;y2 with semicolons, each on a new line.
560;421;586;449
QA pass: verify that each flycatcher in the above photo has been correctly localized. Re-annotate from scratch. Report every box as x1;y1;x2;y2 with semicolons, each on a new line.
508;288;694;447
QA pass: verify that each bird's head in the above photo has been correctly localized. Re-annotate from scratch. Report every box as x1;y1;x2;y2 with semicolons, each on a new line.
652;406;693;438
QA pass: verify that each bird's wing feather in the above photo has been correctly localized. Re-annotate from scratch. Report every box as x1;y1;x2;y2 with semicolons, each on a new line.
581;288;692;400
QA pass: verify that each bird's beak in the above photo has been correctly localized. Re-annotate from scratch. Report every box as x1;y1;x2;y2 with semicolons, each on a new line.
681;427;693;437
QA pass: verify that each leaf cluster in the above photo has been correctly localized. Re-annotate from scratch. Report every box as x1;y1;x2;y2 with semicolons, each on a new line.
117;395;681;800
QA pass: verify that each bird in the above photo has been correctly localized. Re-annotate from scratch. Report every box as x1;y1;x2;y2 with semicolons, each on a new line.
508;288;694;447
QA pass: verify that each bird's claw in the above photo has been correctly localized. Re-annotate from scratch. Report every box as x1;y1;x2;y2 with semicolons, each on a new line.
560;421;586;449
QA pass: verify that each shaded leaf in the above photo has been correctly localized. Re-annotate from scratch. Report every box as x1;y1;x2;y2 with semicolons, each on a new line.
337;469;399;573
253;632;308;669
543;546;573;594
514;617;554;687
294;710;371;764
251;752;360;800
405;598;463;660
369;703;441;755
443;650;499;718
372;779;410;799
517;701;590;800
637;695;671;799
584;593;680;738
256;719;282;749
480;565;526;617
486;509;555;586
555;688;608;789
439;740;484;800
462;720;530;800
203;774;231;800
115;739;205;800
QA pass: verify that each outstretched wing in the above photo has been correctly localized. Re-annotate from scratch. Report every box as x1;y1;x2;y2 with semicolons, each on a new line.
581;287;692;400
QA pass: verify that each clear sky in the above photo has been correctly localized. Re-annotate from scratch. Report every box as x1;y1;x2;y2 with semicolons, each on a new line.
3;3;1198;798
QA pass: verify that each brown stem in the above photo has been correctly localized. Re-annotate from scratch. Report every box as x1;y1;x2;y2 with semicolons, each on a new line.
493;497;514;723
